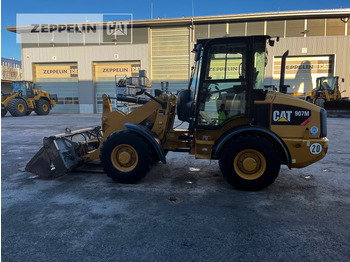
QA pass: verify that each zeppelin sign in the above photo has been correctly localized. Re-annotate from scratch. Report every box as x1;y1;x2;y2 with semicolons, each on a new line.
36;65;78;78
16;13;133;44
94;63;140;78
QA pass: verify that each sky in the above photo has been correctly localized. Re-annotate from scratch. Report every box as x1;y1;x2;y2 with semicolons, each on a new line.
1;0;349;60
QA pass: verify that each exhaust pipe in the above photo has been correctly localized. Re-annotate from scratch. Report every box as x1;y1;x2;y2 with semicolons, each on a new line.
279;50;290;94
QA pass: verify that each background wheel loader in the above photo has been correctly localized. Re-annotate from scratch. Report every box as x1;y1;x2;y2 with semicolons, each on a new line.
306;76;350;117
1;81;56;117
26;36;328;191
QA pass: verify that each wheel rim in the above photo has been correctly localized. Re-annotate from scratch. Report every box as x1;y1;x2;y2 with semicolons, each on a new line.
233;149;266;180
111;144;138;172
42;104;48;112
18;104;25;113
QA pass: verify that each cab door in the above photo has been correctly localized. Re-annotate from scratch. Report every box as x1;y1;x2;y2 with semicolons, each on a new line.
195;39;250;128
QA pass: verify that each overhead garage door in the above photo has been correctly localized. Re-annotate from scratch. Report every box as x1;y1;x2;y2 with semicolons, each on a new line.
93;61;141;113
273;55;334;97
34;63;79;113
151;27;190;93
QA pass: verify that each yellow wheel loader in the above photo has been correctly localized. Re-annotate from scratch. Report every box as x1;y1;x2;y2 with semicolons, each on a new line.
26;36;328;190
306;76;350;116
1;81;56;117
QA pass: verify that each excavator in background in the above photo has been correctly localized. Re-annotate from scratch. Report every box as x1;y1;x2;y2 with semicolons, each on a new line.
306;76;350;117
1;81;56;117
26;35;328;191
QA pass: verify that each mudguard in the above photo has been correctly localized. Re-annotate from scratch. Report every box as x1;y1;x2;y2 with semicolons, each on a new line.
212;126;291;168
124;123;166;164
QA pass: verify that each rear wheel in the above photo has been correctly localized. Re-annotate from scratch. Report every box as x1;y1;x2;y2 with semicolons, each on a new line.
1;109;7;117
35;99;50;115
219;135;281;191
8;98;28;116
100;130;152;183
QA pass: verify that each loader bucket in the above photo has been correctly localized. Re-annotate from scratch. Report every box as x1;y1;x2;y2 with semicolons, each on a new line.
324;100;350;118
26;126;101;178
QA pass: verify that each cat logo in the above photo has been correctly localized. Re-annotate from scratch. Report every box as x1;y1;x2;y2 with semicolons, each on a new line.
273;110;292;122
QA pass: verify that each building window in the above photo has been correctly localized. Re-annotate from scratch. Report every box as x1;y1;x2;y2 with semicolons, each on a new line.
286;19;305;37
307;19;325;36
38;32;54;47
21;33;39;48
52;31;69;47
266;20;284;37
209;23;226;38
101;29;116;45
132;28;148;44
68;32;84;46
326;18;345;36
247;21;264;36
228;22;245;36
195;24;208;40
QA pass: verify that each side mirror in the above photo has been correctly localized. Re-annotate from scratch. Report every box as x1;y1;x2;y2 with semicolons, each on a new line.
194;44;202;61
177;89;194;122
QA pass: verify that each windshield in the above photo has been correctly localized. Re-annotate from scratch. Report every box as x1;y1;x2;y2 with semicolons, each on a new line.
188;51;203;93
13;82;33;97
13;82;26;93
253;42;266;89
317;77;337;91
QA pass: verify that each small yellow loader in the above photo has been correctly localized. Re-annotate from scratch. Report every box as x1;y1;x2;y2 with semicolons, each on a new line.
26;36;328;190
307;76;350;111
1;81;56;117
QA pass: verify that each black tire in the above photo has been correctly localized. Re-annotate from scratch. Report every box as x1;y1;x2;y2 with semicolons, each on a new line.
25;111;32;116
35;99;50;115
1;109;7;117
316;98;325;108
8;98;28;117
100;129;152;183
219;135;281;191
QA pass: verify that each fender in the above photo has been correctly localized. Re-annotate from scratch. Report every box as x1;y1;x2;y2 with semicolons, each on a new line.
38;96;52;108
124;123;166;164
212;126;291;168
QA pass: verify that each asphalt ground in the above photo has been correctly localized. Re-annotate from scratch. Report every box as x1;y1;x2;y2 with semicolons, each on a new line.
1;114;350;261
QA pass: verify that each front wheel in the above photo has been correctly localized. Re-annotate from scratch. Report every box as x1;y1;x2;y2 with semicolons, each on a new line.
316;98;325;108
35;99;50;115
100;130;152;183
219;135;281;191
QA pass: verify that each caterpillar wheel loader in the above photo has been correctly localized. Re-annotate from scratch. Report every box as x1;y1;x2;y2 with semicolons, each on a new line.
1;81;56;117
306;76;350;117
26;36;328;190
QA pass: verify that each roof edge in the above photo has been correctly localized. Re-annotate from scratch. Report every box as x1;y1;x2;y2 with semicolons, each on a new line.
6;8;350;33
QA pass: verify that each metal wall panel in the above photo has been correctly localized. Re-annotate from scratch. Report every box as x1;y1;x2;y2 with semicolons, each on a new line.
151;27;190;92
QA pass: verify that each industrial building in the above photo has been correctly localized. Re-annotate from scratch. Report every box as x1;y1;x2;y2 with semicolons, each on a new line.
1;58;22;93
6;9;350;113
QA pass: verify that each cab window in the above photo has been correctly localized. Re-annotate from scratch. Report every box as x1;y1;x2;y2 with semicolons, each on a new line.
198;43;247;126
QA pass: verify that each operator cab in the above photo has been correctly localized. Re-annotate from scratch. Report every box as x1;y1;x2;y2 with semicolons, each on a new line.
178;36;271;129
13;81;35;98
316;77;339;94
